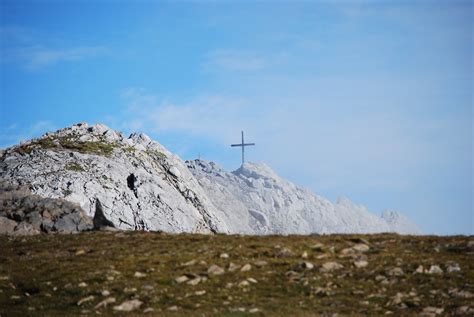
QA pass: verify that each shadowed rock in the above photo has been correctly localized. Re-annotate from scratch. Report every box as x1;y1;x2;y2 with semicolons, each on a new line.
0;180;93;235
93;199;115;230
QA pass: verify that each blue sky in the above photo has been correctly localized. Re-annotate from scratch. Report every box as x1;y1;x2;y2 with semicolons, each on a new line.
0;0;472;235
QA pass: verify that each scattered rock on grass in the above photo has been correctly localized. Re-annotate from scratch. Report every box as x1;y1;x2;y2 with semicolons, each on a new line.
387;267;404;276
77;296;94;306
294;261;314;271
428;265;443;275
456;305;474;315
94;297;116;309
182;259;197;267
240;264;252;272
276;247;294;258
310;243;325;252
247;277;258;284
175;275;189;284
101;290;110;297
238;280;250;287
352;243;370;253
113;299;143;312
447;263;461;273
75;249;86;256
354;260;368;268
208;264;225;275
134;271;147;278
320;262;343;272
228;262;240;272
421;306;444;316
314;287;331;297
187;276;202;286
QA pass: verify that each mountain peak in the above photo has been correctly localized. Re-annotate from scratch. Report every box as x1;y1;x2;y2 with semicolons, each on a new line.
1;123;421;235
382;210;422;234
233;162;280;180
1;123;229;234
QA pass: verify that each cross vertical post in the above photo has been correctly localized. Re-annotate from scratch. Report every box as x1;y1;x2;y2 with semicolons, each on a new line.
231;131;255;166
241;131;244;165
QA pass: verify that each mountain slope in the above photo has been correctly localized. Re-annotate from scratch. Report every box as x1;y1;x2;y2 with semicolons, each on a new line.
382;210;422;234
187;160;421;234
0;123;228;234
0;123;420;235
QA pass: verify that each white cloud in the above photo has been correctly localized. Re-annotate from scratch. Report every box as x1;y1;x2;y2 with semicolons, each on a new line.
22;46;106;70
30;120;55;134
203;49;267;72
0;120;56;148
119;89;251;142
0;26;106;70
117;88;438;193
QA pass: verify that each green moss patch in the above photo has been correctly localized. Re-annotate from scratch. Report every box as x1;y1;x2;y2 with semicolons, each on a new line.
65;163;85;172
13;136;116;157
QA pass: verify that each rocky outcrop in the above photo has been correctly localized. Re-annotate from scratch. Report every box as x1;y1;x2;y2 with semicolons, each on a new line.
186;160;421;234
0;181;93;235
0;123;420;235
0;123;229;234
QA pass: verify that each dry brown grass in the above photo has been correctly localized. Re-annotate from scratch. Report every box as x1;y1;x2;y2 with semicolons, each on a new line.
0;232;472;316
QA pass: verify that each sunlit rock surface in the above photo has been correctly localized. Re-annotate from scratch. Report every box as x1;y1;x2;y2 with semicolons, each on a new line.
0;123;228;233
1;123;420;235
187;160;421;234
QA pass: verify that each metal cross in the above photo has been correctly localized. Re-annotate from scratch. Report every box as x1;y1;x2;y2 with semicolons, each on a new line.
231;131;255;165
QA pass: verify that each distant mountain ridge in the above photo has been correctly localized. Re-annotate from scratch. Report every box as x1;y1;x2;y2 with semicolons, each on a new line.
187;160;421;234
0;123;421;235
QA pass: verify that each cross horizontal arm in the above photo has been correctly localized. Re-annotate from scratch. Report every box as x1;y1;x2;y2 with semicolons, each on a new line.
242;143;255;146
231;144;243;147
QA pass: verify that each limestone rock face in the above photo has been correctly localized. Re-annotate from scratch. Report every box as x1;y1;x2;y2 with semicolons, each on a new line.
0;122;420;235
186;160;421;234
0;123;228;234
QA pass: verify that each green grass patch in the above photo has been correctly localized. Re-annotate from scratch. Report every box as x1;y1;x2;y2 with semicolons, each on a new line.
0;232;472;316
65;162;84;172
13;136;116;157
147;149;167;159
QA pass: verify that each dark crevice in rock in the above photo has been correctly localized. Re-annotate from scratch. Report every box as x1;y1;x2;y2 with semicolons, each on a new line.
126;173;138;198
118;217;133;228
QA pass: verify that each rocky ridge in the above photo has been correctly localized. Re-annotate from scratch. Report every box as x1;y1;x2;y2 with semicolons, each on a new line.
0;123;420;235
0;123;228;234
186;160;421;234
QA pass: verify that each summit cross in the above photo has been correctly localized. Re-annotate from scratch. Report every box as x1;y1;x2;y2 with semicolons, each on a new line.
231;131;255;165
